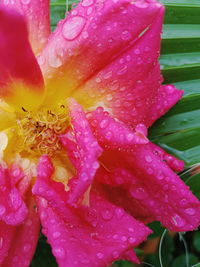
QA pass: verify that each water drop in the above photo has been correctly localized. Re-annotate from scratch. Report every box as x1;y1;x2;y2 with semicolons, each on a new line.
184;208;196;215
96;252;104;259
121;30;132;40
82;0;93;7
63;16;86;40
130;186;148;200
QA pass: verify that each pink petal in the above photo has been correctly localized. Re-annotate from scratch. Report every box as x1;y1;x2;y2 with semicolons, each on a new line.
87;107;149;149
0;7;44;109
147;84;184;127
99;145;200;232
34;180;150;267
73;4;183;129
0;197;40;267
0;0;50;55
122;249;140;264
148;142;184;172
0;165;28;225
39;0;162;105
60;99;102;205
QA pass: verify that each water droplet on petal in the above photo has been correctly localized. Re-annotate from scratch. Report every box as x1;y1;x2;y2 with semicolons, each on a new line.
121;30;132;40
21;0;30;4
53;231;61;238
96;252;104;259
184;208;196;215
23;243;31;253
130;186;148;200
171;214;185;227
63;16;86;40
101;209;113;221
53;247;66;259
82;0;93;7
145;155;152;163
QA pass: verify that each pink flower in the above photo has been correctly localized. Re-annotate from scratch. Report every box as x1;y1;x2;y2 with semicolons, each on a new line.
0;0;199;266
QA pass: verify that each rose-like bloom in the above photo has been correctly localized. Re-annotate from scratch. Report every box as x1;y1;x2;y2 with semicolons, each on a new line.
0;0;199;266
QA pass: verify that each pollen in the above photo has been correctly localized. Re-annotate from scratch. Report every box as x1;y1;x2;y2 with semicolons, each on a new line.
16;106;69;156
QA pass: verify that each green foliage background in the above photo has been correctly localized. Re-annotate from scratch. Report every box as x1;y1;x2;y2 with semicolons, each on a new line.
31;0;200;266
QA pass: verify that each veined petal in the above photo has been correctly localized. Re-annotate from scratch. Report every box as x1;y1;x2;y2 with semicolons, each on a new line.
39;0;162;106
0;0;50;55
35;182;150;267
0;197;40;267
60;99;102;205
0;7;45;111
100;145;200;232
73;5;182;129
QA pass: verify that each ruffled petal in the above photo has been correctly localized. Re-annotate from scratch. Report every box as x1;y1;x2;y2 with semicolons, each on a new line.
0;196;40;267
0;165;28;225
0;0;50;55
99;145;200;232
87;107;149;149
33;168;150;267
0;7;45;111
60;99;102;205
39;0;162;106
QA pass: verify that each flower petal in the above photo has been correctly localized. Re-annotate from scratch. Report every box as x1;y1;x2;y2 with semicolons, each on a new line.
0;0;50;55
0;107;16;131
147;84;184;127
0;196;40;267
60;99;102;205
39;0;163;106
87;107;149;149
34;177;150;266
0;7;45;111
73;5;183;129
99;145;200;232
0;165;28;225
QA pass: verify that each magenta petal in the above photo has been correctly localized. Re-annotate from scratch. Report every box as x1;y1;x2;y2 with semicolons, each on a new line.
101;145;200;232
148;142;184;172
39;0;162;104
87;107;149;149
0;6;43;101
0;166;28;225
35;184;150;267
147;84;184;127
0;0;50;55
60;99;102;205
0;197;40;267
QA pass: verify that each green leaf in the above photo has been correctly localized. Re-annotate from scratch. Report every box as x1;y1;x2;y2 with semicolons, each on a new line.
150;0;200;168
171;254;199;267
193;231;200;252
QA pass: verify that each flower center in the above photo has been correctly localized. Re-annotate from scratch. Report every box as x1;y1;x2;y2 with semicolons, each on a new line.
16;105;69;157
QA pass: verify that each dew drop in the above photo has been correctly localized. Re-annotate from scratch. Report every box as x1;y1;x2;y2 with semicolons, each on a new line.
23;243;31;253
82;0;93;6
130;186;148;200
96;252;104;259
101;209;113;221
184;208;196;215
62;16;86;40
21;0;30;4
121;30;132;40
145;155;152;163
171;214;185;227
53;247;66;259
